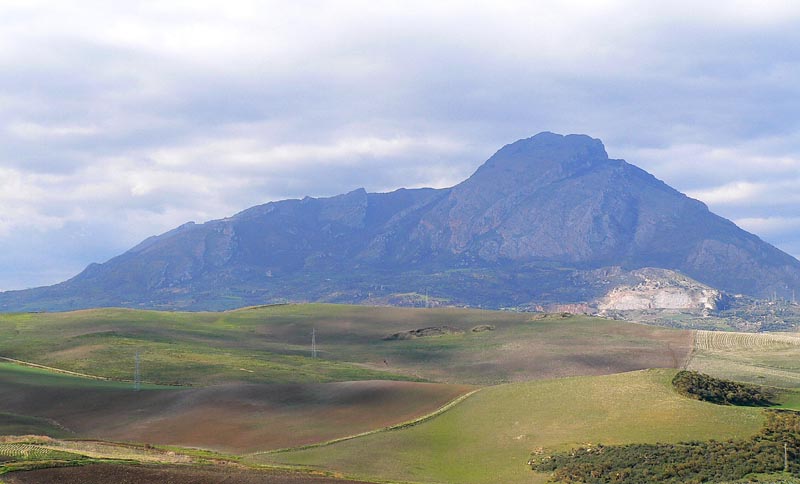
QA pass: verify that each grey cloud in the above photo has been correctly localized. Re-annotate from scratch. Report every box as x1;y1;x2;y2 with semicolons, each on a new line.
1;0;800;290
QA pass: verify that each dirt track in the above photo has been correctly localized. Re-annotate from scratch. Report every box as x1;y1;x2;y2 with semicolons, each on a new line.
4;464;373;484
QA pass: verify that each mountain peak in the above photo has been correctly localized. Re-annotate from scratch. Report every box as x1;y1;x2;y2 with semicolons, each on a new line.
463;132;610;189
500;132;608;160
2;132;799;311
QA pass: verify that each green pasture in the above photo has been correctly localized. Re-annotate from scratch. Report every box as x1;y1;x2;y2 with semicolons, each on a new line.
0;305;689;385
0;306;425;385
254;369;766;484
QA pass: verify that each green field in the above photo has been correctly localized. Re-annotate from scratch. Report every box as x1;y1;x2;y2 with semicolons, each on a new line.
254;369;766;484
0;305;692;386
0;306;412;385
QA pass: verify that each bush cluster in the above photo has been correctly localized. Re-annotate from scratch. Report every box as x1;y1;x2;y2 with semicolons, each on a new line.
531;410;800;483
672;370;775;406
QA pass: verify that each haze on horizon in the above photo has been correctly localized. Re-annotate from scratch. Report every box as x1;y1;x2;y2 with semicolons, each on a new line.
1;0;800;291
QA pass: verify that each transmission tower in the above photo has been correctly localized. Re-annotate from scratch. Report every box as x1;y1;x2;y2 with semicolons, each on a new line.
311;328;317;358
134;351;141;391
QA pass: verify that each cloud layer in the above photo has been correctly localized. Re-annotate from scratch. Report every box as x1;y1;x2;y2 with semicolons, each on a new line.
1;0;799;290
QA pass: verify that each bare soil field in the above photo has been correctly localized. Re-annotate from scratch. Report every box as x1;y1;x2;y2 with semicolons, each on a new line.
0;364;469;453
3;464;373;484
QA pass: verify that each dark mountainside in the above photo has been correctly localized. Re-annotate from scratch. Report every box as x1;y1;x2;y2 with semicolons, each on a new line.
2;132;799;311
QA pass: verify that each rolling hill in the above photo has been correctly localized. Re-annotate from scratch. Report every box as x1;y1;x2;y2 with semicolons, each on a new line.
2;305;800;483
253;369;768;484
0;304;693;386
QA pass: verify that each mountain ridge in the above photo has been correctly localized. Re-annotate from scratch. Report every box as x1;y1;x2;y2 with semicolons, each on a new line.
2;132;799;311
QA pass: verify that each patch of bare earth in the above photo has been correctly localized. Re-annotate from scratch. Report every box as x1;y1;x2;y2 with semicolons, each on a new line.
373;319;694;384
0;379;470;453
490;324;694;382
3;464;372;484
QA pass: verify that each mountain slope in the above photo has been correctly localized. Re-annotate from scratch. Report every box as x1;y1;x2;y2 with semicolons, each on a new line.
2;132;799;311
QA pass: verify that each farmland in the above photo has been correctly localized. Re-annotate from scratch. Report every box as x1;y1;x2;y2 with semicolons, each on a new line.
0;415;69;440
0;443;82;463
1;304;798;483
255;369;766;484
0;304;694;455
3;464;375;484
0;435;374;483
694;330;800;351
688;330;800;388
0;362;470;453
0;304;692;386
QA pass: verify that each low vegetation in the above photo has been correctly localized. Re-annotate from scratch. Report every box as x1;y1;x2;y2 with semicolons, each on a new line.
531;410;800;483
0;443;81;463
383;326;463;340
0;440;93;476
672;370;776;406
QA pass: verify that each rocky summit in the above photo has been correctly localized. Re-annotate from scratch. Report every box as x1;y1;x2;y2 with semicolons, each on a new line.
2;132;799;311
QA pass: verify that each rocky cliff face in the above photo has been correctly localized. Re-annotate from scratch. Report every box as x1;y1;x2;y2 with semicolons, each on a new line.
596;268;723;311
2;132;799;311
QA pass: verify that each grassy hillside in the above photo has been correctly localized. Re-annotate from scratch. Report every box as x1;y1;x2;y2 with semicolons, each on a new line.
0;304;692;386
1;305;798;483
254;369;766;484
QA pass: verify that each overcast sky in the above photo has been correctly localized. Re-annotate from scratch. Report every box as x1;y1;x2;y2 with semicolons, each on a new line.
1;0;800;291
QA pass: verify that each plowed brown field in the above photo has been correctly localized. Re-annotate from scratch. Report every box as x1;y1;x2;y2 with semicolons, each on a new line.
4;464;372;484
0;364;470;453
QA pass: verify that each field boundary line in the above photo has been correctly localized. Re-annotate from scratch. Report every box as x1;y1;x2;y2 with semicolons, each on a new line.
249;388;481;457
682;330;697;370
0;356;110;381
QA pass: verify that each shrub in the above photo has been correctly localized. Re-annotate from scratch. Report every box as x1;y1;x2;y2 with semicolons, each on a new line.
672;371;775;406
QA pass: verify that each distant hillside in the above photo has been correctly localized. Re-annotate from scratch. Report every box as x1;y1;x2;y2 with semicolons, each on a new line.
2;132;799;311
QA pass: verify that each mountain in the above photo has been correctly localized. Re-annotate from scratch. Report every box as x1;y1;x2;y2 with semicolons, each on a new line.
2;132;799;312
